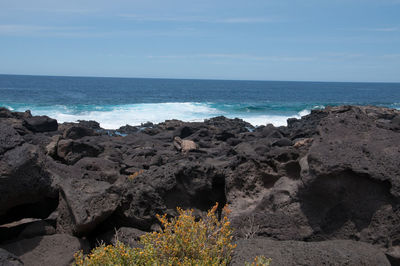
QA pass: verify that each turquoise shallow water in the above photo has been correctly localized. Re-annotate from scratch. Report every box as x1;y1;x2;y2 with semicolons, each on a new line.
1;74;399;128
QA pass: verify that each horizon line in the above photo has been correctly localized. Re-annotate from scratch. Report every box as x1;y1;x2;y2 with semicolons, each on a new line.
1;72;399;84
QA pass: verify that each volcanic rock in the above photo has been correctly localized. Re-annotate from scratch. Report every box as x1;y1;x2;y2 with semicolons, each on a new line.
63;125;97;139
23;116;58;132
98;227;146;248
18;220;56;239
231;239;391;266
0;123;23;155
173;136;198;153
0;234;89;266
0;105;399;265
0;144;56;224
56;138;103;165
56;178;121;236
0;248;23;266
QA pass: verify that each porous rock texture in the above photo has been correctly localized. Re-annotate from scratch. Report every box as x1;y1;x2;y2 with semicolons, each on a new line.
0;105;399;265
232;239;391;266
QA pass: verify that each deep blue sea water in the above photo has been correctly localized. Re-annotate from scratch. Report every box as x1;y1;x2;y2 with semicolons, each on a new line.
1;74;400;129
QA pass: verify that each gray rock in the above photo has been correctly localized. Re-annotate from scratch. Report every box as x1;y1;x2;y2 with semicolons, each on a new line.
173;137;198;153
0;248;23;266
0;144;55;222
57;139;103;165
0;123;23;155
0;234;88;266
18;220;55;239
231;239;390;266
98;227;146;248
56;179;120;236
386;246;400;266
1;106;400;266
272;138;293;147
45;135;61;157
63;125;96;140
0;107;13;118
23;116;58;132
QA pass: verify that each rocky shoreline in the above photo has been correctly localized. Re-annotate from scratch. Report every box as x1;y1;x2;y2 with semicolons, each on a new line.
0;105;399;265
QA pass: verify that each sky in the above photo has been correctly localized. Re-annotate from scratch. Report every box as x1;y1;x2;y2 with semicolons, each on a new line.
0;0;399;82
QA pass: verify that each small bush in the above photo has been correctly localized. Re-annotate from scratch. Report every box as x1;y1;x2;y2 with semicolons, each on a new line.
73;242;141;265
73;204;236;265
245;256;272;266
128;169;144;181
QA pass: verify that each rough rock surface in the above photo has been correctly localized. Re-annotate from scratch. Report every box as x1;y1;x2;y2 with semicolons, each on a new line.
0;143;57;224
18;220;56;239
98;227;146;248
0;234;88;266
173;136;198;153
0;105;399;265
23;115;58;132
0;248;23;266
232;238;391;266
56;178;121;236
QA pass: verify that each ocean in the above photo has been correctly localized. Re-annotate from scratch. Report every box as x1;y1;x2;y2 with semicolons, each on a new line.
1;74;399;129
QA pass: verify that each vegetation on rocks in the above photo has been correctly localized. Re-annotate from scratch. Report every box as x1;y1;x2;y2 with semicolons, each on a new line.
245;256;271;266
128;169;144;181
73;204;255;265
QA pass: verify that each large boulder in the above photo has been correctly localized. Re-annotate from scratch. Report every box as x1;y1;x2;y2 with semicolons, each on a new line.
56;178;121;236
0;123;23;155
62;125;97;140
117;161;226;230
231;239;391;266
23;116;58;132
0;144;57;224
306;106;400;195
0;107;13;118
57;139;103;165
229;106;400;250
300;106;400;244
204;116;253;134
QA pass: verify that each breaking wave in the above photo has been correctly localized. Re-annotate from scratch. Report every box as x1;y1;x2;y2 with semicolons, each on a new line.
2;102;316;129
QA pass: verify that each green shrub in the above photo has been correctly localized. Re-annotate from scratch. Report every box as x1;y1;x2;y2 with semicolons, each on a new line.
73;242;141;265
245;256;272;266
73;204;236;265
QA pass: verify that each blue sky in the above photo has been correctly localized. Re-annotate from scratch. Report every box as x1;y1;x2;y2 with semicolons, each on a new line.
0;0;399;82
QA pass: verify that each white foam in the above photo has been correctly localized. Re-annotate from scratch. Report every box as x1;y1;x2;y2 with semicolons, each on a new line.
237;109;311;127
4;105;14;111
30;103;221;129
24;103;312;129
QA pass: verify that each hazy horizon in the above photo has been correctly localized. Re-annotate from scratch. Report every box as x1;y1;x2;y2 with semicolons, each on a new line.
1;73;400;84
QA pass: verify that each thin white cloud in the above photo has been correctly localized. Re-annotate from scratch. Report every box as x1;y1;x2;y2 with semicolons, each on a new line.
323;52;365;58
0;24;49;33
381;54;400;59
345;26;399;32
147;53;400;63
312;52;400;62
367;27;398;32
0;24;196;38
4;6;98;14
119;14;281;24
0;24;90;34
147;54;314;62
